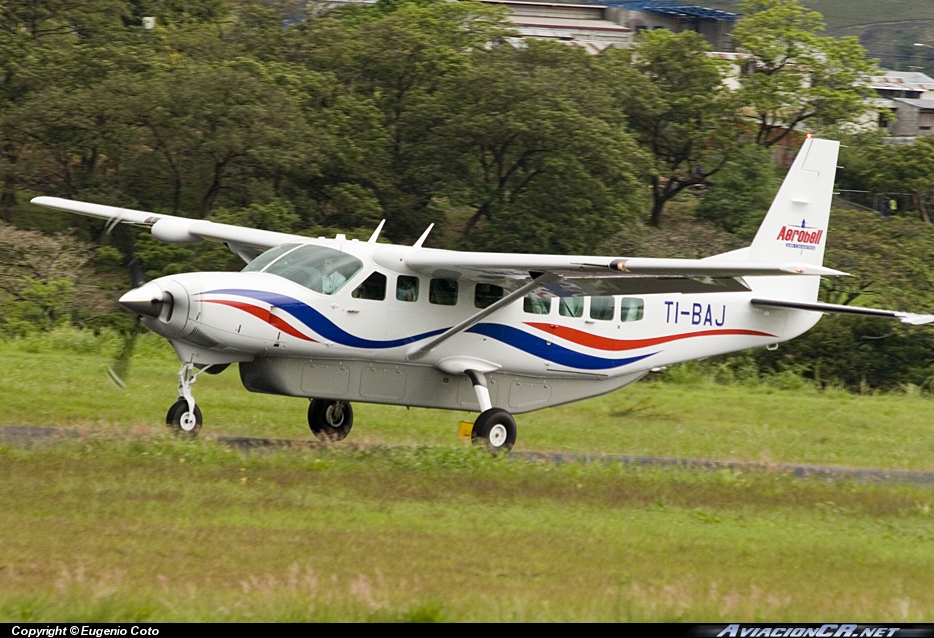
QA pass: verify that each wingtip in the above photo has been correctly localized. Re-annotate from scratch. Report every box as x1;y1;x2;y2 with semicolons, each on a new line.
897;313;934;326
780;263;849;277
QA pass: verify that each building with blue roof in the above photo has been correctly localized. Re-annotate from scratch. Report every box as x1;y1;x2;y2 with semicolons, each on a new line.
601;1;739;51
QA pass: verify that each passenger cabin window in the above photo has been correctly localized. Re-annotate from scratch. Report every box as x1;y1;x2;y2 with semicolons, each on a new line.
429;279;458;306
590;296;615;321
396;275;419;302
559;297;583;318
475;284;504;309
620;298;644;322
523;294;551;315
242;243;362;295
352;272;387;300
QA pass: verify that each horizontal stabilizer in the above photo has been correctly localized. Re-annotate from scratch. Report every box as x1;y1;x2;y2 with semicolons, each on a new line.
751;298;934;325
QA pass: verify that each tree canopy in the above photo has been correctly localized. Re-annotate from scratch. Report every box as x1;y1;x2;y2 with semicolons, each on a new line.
732;0;878;146
3;0;934;392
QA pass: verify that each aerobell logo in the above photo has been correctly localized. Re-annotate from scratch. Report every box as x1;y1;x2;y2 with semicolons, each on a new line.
777;219;823;251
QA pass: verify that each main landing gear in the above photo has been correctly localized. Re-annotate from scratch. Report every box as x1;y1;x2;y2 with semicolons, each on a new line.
465;370;517;454
308;399;354;441
166;362;210;435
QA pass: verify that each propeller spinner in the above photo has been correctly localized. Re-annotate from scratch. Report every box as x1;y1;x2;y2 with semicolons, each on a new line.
119;282;173;319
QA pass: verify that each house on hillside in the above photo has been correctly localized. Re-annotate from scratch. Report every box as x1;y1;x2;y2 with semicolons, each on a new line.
480;0;740;53
324;0;737;54
480;0;632;53
869;71;934;140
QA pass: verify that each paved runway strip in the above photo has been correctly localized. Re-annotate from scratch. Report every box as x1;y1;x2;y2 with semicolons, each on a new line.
2;424;933;488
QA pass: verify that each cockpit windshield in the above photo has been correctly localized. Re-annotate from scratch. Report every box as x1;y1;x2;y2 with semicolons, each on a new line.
242;243;363;295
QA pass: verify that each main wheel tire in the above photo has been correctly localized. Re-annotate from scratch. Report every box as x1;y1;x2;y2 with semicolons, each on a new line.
308;399;353;441
166;398;202;435
471;408;517;454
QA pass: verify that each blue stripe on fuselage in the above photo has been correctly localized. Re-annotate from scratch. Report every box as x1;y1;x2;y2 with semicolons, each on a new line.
466;323;656;370
200;288;446;349
200;289;656;369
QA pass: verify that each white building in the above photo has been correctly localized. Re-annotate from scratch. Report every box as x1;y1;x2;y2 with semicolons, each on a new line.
870;71;934;139
481;1;632;53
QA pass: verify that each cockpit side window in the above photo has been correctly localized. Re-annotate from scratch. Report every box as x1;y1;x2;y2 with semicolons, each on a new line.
247;244;363;295
396;276;419;302
352;272;387;300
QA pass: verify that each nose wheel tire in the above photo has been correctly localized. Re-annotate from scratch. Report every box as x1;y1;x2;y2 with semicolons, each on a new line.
166;398;202;436
471;408;516;454
308;399;353;441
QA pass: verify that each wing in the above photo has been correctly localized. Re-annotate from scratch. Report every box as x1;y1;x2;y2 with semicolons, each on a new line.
30;196;308;262
396;248;847;296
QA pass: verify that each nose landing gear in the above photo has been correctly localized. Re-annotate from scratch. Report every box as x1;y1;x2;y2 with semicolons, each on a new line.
166;398;202;434
166;362;210;435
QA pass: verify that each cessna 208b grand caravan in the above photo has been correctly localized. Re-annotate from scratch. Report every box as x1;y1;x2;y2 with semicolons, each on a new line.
31;137;934;452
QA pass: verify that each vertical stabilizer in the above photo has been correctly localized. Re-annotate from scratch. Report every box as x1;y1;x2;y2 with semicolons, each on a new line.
743;137;839;305
749;137;839;266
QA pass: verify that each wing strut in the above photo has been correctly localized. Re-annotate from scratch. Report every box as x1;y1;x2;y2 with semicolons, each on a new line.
406;272;560;361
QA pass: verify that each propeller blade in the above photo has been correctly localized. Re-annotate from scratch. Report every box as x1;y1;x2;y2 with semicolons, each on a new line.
107;236;149;389
107;322;141;390
127;256;146;289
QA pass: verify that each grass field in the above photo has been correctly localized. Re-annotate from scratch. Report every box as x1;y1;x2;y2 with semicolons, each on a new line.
2;335;933;469
1;337;934;621
2;439;934;622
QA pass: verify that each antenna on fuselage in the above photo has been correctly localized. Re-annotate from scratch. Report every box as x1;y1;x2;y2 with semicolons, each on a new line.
367;219;386;244
413;223;434;248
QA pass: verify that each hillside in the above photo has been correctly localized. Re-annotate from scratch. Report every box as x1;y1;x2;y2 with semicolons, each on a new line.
700;0;934;72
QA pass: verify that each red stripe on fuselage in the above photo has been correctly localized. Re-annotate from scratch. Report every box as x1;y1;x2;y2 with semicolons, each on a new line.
525;323;775;351
203;299;316;341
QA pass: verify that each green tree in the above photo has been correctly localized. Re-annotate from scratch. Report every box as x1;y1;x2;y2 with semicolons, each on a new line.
126;62;311;215
420;42;645;253
732;0;878;147
695;142;779;236
839;135;934;224
606;30;740;227
290;0;508;242
0;221;94;334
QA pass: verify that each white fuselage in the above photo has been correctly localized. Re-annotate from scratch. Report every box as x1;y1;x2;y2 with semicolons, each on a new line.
140;239;821;413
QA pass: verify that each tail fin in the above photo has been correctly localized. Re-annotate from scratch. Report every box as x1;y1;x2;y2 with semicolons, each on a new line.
730;137;840;303
749;137;839;266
